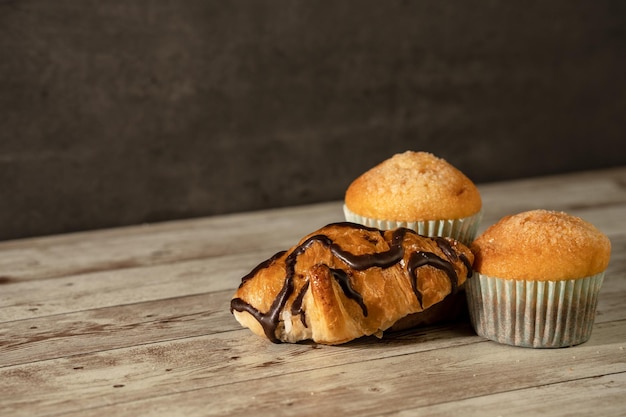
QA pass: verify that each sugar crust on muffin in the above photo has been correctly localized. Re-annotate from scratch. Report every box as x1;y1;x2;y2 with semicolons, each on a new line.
471;209;611;281
344;151;482;221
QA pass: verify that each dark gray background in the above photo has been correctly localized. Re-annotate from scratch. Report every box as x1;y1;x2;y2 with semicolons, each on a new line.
2;1;625;240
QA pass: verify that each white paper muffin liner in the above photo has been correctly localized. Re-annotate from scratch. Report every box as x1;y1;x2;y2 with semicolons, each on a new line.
343;205;483;246
465;272;605;348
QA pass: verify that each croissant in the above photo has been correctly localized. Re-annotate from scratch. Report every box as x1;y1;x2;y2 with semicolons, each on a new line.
230;222;474;345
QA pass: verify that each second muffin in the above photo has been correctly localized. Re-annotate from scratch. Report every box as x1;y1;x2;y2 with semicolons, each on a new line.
343;151;482;245
466;209;611;348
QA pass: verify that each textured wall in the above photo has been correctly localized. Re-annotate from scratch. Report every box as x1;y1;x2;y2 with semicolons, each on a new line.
1;1;625;240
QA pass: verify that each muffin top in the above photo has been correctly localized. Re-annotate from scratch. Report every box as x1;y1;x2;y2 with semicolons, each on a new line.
344;151;482;221
471;209;611;281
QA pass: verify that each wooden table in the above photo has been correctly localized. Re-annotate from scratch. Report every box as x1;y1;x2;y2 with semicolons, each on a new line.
2;167;626;417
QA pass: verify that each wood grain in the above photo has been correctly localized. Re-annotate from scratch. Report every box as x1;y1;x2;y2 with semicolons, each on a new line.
2;321;622;417
1;167;625;416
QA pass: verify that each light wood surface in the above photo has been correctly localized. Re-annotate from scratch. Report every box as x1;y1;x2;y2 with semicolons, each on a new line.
1;167;625;417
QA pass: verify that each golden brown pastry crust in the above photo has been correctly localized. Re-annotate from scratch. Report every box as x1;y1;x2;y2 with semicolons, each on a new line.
344;151;482;221
230;222;474;345
471;209;611;281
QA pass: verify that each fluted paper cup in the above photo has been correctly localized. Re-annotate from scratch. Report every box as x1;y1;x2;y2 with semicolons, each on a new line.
465;272;605;348
343;205;482;246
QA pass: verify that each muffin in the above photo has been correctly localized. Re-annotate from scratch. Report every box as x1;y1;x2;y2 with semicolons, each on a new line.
466;209;611;348
343;151;482;246
344;151;482;330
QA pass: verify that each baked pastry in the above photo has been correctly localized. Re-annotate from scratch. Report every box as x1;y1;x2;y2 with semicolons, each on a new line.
466;209;611;348
230;222;474;345
343;151;482;245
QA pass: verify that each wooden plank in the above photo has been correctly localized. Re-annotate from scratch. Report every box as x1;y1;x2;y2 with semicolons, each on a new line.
0;291;231;367
1;320;623;417
477;166;626;220
0;202;343;282
392;372;626;417
0;253;261;322
0;323;482;417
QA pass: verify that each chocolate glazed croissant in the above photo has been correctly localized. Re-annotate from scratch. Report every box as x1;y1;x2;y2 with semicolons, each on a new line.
230;222;474;345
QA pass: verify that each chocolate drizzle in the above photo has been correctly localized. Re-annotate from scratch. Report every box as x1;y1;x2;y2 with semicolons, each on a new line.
326;227;405;270
460;254;473;278
330;268;368;317
435;237;458;262
230;222;471;343
435;236;473;279
408;251;458;308
291;281;310;327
